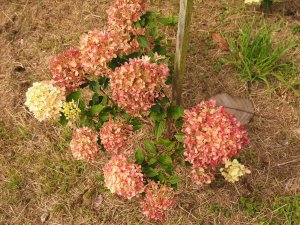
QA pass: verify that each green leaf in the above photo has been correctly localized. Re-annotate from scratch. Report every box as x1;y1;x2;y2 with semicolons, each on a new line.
59;114;68;126
137;35;150;49
167;106;184;120
158;14;178;26
98;110;110;122
168;176;180;184
135;149;145;164
90;104;105;116
176;119;184;128
148;157;157;165
144;140;157;154
90;93;101;106
157;171;166;183
175;133;184;143
89;81;100;93
66;91;82;102
175;147;185;155
142;167;158;177
101;95;108;105
154;120;166;138
78;99;86;111
150;111;167;122
99;77;110;88
156;138;175;150
158;154;174;174
131;118;143;131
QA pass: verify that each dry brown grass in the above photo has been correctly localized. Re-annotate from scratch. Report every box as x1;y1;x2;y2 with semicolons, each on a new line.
0;0;300;224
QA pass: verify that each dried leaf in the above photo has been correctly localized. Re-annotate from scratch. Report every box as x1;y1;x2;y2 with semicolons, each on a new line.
93;194;103;210
40;212;50;223
211;93;254;125
211;33;229;51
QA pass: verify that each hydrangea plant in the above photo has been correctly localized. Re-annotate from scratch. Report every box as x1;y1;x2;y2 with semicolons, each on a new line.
25;0;251;221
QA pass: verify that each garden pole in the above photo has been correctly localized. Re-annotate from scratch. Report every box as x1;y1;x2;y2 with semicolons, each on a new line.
172;0;193;105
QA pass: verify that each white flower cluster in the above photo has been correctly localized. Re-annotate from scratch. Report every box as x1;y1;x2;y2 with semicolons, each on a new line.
25;81;65;122
220;159;251;183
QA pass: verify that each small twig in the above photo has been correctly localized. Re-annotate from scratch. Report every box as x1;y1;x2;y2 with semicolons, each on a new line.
272;158;300;167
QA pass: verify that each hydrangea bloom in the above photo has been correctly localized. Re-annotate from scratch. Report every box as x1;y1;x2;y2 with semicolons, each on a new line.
107;0;147;33
70;127;99;161
245;0;262;4
62;100;81;121
50;48;86;90
110;56;170;117
191;167;215;185
140;181;175;221
182;100;249;169
220;159;251;183
80;29;121;76
99;118;133;155
103;155;145;199
25;81;65;122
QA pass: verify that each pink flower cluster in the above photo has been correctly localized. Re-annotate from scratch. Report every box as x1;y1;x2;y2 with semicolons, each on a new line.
191;167;215;185
182;100;249;169
70;127;99;161
50;48;86;91
107;0;147;33
140;181;175;221
99;118;133;155
103;155;145;199
80;29;122;77
110;56;170;117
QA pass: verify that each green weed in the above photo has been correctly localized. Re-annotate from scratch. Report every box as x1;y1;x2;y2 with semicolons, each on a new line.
226;24;298;91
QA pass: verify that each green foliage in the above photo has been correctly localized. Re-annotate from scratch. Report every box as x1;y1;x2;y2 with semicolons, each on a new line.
227;23;297;91
167;105;184;120
267;196;300;224
239;196;262;216
135;148;145;164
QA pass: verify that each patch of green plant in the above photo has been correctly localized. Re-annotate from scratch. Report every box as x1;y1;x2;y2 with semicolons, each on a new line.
292;25;300;35
267;196;300;224
6;171;23;190
209;204;233;218
239;196;262;216
226;23;297;91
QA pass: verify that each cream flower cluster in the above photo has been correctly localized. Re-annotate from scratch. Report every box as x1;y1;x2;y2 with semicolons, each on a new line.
62;100;81;121
99;118;133;155
25;81;65;122
245;0;262;4
110;56;170;117
140;181;175;221
220;159;251;183
70;127;99;162
50;48;86;90
103;155;145;199
191;167;215;185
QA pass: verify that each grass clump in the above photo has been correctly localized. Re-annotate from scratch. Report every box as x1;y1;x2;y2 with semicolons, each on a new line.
227;24;298;91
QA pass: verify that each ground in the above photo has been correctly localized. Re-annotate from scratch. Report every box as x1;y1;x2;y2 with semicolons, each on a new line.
0;0;300;224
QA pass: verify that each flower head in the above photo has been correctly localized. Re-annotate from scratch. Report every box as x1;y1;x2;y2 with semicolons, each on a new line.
103;155;145;199
80;29;121;76
140;181;175;221
70;127;99;162
25;81;65;122
107;0;147;33
220;159;251;183
110;56;170;117
62;100;81;121
182;100;249;169
99;118;133;155
191;167;215;185
50;48;86;90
